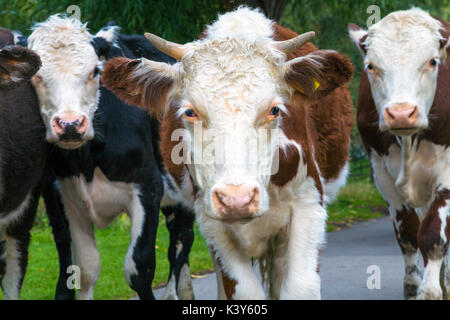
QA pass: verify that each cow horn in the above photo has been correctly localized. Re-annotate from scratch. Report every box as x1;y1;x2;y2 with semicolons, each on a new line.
144;33;190;61
272;31;315;54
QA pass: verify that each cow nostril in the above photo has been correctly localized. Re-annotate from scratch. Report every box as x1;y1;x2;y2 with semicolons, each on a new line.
408;107;418;119
386;108;395;120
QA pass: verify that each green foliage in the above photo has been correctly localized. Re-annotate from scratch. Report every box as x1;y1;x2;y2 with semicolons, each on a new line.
0;0;222;42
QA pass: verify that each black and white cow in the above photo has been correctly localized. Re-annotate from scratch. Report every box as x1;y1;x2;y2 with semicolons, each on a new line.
0;27;73;300
27;15;195;300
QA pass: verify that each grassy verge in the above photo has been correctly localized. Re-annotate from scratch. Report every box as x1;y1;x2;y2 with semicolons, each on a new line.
2;179;385;299
327;178;386;232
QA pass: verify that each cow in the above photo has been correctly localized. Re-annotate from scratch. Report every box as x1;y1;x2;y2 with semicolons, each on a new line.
0;28;73;300
27;15;196;300
349;8;450;299
102;7;354;299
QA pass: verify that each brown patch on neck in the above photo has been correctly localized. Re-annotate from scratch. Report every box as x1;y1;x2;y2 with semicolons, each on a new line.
272;23;353;184
271;143;300;187
159;106;186;187
271;93;323;199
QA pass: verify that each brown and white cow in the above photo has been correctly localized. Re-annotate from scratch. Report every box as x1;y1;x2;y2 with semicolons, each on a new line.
103;7;353;299
349;8;450;299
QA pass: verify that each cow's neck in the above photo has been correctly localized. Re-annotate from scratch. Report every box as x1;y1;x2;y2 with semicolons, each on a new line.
394;135;414;197
392;135;441;210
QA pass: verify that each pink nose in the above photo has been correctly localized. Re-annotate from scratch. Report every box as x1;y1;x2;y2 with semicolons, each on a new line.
383;103;418;130
212;184;260;221
52;112;88;138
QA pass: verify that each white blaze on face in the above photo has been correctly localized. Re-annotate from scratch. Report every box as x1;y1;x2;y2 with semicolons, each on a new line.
350;8;449;135
28;15;102;149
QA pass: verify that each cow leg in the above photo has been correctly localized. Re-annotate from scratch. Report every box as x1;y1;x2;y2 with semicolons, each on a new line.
124;185;161;300
371;153;422;299
279;200;326;300
1;190;40;300
210;248;226;300
391;206;422;299
161;205;195;300
417;190;450;300
0;234;29;300
444;250;450;298
63;199;100;300
42;178;75;300
202;223;265;300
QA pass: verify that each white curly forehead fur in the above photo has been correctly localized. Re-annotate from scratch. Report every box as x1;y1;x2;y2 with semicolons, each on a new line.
366;8;446;62
178;7;289;114
28;15;98;79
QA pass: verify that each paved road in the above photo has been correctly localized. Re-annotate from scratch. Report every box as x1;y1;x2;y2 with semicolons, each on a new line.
154;217;407;300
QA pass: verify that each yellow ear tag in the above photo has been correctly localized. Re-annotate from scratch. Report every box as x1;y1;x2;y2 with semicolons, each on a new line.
313;78;320;90
0;71;9;80
296;78;320;94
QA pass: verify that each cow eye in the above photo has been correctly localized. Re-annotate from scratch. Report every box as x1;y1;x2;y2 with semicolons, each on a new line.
365;63;374;71
183;108;199;121
429;58;439;67
270;105;280;116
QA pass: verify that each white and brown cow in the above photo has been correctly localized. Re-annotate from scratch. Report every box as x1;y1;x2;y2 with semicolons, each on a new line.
103;7;353;299
349;8;450;299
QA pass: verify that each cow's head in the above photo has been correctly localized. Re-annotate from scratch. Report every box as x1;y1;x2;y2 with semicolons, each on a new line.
0;46;41;90
28;15;103;149
349;8;450;136
102;8;352;222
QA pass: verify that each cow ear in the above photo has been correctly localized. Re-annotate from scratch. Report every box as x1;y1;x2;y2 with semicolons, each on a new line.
285;50;353;99
92;25;121;60
439;27;450;59
348;23;368;56
102;57;178;119
0;46;41;90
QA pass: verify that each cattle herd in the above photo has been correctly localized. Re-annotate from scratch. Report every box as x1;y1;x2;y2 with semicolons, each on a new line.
0;6;448;300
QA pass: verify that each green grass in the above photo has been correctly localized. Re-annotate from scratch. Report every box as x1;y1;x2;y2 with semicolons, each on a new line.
1;179;385;299
327;178;386;232
3;210;213;300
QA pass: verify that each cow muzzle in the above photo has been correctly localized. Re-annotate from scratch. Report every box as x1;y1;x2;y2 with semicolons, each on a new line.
383;103;420;135
211;184;260;223
51;111;89;148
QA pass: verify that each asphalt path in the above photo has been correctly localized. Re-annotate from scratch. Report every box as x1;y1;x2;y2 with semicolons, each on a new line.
154;217;407;300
